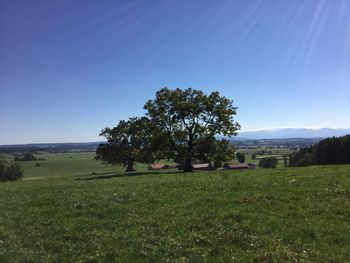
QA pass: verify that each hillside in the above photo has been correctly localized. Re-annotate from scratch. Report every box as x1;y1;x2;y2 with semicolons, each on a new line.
0;153;349;262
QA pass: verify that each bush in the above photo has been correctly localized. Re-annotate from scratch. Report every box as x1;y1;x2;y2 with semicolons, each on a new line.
236;153;245;163
0;161;6;179
258;157;278;168
15;152;38;161
283;155;288;167
0;160;24;182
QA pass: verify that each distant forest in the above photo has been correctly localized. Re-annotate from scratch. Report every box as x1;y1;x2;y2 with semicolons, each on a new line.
289;135;350;166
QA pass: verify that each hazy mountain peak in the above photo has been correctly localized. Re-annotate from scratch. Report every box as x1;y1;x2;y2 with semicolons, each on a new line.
236;128;350;139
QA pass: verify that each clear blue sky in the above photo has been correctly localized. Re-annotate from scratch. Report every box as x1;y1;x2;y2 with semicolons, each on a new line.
1;0;350;144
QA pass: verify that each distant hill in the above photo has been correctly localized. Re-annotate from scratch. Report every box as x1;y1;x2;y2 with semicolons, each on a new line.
236;128;350;140
230;138;323;147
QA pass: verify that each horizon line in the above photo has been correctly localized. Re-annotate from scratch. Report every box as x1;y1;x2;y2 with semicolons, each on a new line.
1;127;350;146
239;126;350;133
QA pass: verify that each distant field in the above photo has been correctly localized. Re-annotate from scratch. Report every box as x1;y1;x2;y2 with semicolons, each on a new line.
12;152;131;179
0;153;349;262
255;154;286;160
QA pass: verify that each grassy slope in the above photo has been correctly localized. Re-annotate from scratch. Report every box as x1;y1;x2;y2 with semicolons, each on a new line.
0;154;349;262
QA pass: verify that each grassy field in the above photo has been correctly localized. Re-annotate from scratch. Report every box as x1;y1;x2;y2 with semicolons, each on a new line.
0;153;349;262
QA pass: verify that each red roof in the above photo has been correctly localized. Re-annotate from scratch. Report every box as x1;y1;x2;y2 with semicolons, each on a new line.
192;163;211;169
224;163;249;169
149;164;167;170
149;163;179;170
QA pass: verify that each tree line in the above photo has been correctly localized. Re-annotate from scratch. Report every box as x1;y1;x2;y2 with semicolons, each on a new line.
289;135;350;167
96;88;240;172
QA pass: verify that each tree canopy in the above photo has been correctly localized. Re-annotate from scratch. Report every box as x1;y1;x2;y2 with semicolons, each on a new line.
236;152;245;163
144;88;240;172
0;160;23;182
258;157;278;168
96;117;163;172
14;152;38;161
196;138;236;168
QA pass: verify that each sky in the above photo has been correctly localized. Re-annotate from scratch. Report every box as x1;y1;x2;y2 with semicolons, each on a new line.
1;0;350;144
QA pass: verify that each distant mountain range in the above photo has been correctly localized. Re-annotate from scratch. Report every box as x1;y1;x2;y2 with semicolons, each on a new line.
235;128;350;140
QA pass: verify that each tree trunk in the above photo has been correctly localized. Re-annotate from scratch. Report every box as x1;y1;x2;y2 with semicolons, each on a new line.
125;159;136;172
183;133;194;173
183;158;193;172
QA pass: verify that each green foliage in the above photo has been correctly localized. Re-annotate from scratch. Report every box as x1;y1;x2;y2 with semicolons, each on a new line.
283;155;288;167
14;152;38;161
258;157;278;168
144;88;240;172
289;135;350;167
0;160;5;178
96;117;165;172
196;138;235;168
11;152;131;179
212;140;235;168
0;155;349;262
236;152;246;163
0;160;23;182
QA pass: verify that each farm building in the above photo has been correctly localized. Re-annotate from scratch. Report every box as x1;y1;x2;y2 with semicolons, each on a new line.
148;163;179;170
247;163;257;169
166;164;179;169
223;163;257;170
192;163;213;170
148;164;167;170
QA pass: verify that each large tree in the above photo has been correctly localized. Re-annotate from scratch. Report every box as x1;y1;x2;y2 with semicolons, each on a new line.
144;88;240;172
96;117;162;172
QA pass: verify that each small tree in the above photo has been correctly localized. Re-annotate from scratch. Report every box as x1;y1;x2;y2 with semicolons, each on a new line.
14;152;37;161
212;140;235;168
236;152;245;163
96;117;164;172
283;155;288;167
0;160;24;182
196;138;235;168
0;160;6;181
258;157;278;168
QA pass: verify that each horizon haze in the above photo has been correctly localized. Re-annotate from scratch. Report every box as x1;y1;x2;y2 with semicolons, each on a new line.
1;127;349;146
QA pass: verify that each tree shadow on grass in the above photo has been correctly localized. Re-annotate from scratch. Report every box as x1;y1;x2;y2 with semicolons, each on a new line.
76;170;183;181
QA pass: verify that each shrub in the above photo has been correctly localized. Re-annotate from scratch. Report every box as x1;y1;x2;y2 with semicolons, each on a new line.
258;157;278;168
283;155;288;167
15;152;38;161
236;153;245;163
0;160;24;182
0;161;6;180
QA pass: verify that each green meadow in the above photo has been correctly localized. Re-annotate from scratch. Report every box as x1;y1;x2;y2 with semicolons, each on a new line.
0;153;349;262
